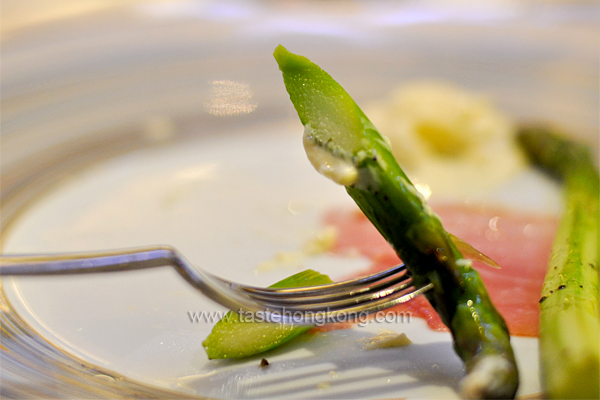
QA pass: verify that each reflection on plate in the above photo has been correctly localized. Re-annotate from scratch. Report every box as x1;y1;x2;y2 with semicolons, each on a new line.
1;1;598;399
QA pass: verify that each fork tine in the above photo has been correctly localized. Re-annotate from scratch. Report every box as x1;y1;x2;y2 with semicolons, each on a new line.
234;263;408;297
258;283;434;324
203;263;429;324
243;269;412;304
197;263;431;325
252;278;415;311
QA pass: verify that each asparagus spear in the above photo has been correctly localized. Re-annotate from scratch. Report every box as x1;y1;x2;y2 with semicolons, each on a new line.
274;45;518;399
518;126;599;399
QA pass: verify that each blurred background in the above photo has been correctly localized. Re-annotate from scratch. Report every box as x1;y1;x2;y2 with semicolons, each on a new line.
2;0;598;237
3;0;598;133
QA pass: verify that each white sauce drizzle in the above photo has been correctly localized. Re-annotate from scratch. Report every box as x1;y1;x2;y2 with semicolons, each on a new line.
303;125;358;186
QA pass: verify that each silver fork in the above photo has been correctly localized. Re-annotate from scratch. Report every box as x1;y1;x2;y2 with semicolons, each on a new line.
0;246;432;324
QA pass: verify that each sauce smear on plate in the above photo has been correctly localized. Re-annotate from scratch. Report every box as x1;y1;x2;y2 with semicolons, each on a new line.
324;203;558;337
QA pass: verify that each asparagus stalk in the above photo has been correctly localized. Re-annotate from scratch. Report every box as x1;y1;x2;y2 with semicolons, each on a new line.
275;45;518;399
518;126;599;399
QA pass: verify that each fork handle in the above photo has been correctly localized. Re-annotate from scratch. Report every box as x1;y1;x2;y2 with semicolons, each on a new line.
0;246;175;276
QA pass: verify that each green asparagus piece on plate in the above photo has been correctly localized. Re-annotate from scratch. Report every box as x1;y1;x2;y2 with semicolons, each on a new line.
274;45;518;399
518;126;599;400
203;269;333;359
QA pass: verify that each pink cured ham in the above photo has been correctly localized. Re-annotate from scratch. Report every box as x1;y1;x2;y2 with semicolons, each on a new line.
324;203;558;337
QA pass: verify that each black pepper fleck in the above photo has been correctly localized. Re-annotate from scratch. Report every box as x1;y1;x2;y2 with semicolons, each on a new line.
260;358;269;368
557;284;567;290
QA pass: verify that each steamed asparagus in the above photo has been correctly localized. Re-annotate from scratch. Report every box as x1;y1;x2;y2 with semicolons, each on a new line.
203;269;333;359
518;126;599;399
274;45;518;399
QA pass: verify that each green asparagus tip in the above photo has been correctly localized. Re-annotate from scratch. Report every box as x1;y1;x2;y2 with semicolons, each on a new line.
274;45;312;72
517;124;596;180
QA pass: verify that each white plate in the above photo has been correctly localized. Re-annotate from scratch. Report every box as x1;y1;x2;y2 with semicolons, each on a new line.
1;128;547;399
1;1;598;399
